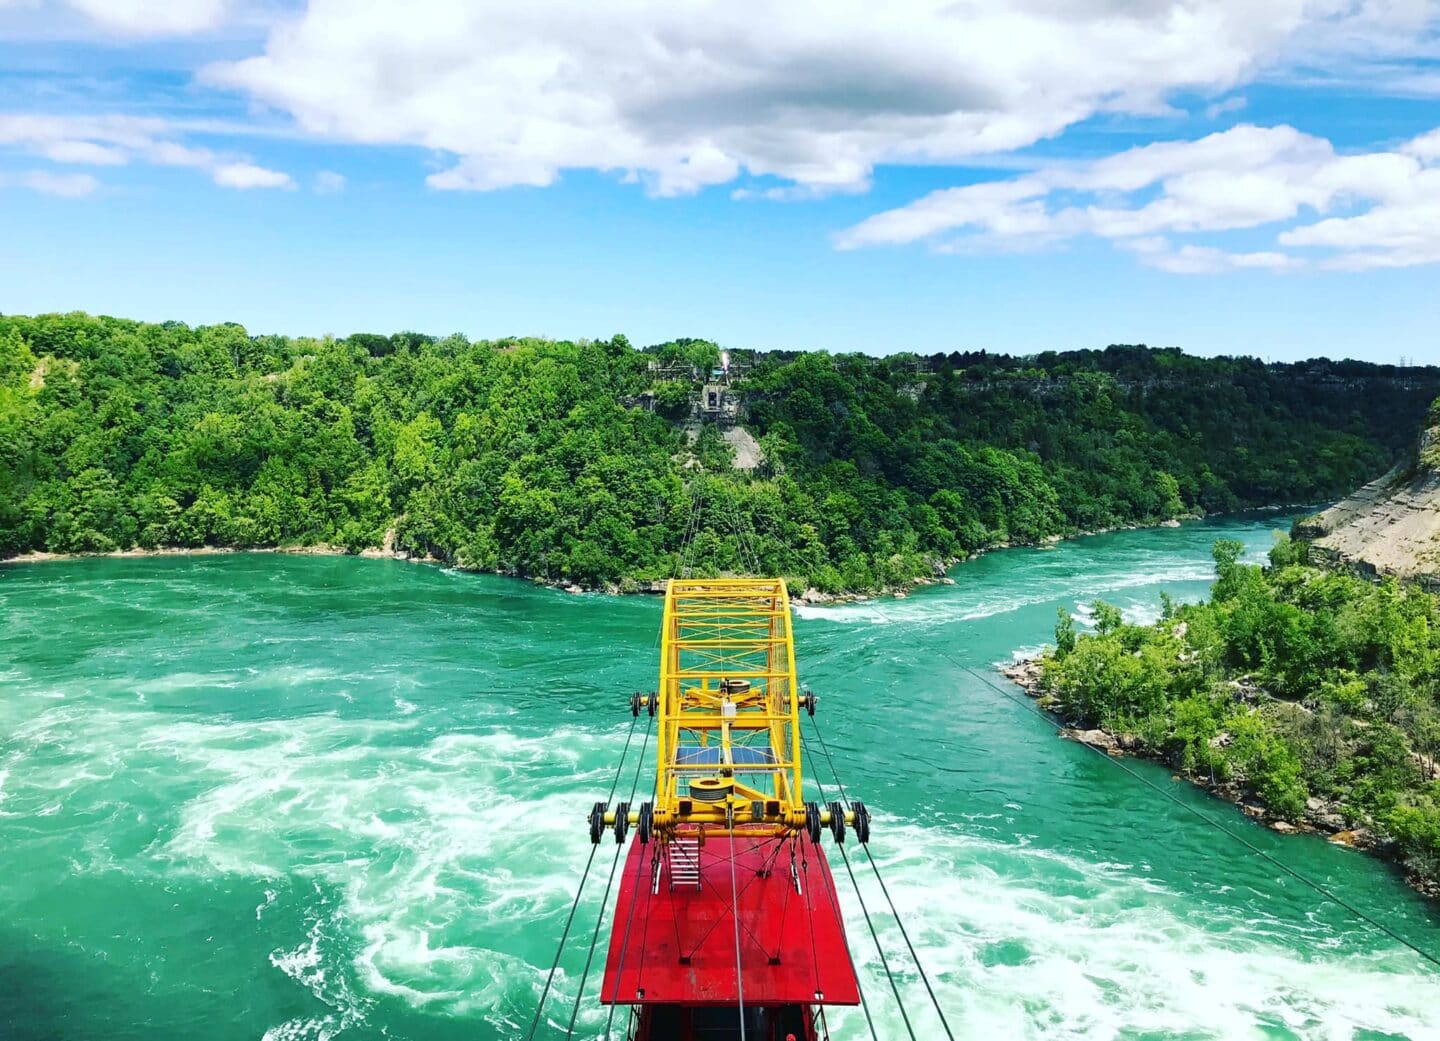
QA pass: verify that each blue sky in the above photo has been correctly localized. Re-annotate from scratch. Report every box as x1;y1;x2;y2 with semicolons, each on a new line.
2;2;1439;361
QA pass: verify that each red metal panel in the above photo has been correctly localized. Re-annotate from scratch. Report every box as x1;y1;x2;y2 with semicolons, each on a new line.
599;833;862;1007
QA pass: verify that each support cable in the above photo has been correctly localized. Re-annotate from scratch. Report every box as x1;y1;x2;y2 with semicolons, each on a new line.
525;713;638;1041
727;803;748;1041
606;713;641;805
675;479;703;580
681;476;708;579
800;729;916;1041
682;835;786;960
806;816;880;1041
807;716;956;1040
954;660;1440;973
565;841;625;1038
834;840;916;1041
602;756;661;1038
726;497;762;577
568;714;654;1038
526;845;600;1041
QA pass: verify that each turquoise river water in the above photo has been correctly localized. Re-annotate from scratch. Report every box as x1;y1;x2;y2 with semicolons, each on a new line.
2;515;1438;1041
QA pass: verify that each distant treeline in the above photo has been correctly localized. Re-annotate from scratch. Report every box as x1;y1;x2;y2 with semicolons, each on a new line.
2;312;1436;592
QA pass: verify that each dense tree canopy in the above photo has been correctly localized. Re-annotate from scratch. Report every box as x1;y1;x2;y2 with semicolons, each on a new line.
2;312;1437;593
1040;536;1440;889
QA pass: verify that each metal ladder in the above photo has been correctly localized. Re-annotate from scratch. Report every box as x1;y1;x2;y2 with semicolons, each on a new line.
668;837;701;890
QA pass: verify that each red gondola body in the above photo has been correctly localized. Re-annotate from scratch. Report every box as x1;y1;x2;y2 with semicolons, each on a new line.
601;835;861;1039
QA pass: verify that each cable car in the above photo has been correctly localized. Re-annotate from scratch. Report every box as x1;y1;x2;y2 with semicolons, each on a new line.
596;579;866;1041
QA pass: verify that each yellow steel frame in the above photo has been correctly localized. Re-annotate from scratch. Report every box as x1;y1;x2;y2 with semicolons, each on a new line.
653;577;802;836
602;576;855;840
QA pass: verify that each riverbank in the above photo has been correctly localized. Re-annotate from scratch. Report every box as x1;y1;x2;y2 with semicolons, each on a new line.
1000;656;1440;902
0;511;1207;602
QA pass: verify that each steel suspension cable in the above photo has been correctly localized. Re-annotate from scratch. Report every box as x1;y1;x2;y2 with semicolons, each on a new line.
812;846;875;1041
806;715;956;1039
568;714;655;1038
681;477;707;579
676;478;703;579
525;843;600;1041
954;660;1440;973
600;842;651;1040
526;712;639;1041
726;804;748;1041
799;730;916;1041
726;497;761;576
601;848;654;1040
602;760;661;1037
606;713;642;805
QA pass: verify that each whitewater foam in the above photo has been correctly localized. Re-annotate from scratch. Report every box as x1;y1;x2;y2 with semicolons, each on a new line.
794;563;1217;630
823;821;1440;1040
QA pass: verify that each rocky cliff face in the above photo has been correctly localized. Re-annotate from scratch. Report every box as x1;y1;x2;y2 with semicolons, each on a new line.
1295;402;1440;587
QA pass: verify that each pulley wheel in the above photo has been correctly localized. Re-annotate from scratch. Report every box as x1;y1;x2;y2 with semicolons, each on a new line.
852;800;871;845
589;801;606;845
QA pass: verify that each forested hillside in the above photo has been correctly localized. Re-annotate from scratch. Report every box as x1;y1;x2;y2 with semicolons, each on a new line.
1033;536;1440;894
2;312;1436;592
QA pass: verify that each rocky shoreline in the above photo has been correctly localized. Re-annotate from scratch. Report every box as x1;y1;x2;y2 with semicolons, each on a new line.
999;658;1440;902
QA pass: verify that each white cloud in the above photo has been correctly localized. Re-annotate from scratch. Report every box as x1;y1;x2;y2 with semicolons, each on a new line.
211;161;293;189
1120;236;1302;273
63;0;229;37
834;123;1440;271
201;0;1440;198
0;169;99;196
38;139;128;164
314;169;345;194
1205;96;1249;119
0;112;293;191
1406;128;1440;159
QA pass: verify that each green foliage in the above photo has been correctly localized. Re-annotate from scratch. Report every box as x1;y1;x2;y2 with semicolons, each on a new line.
1385;789;1440;881
1227;711;1308;820
1054;607;1077;658
1210;538;1248;601
1047;627;1175;727
1039;538;1440;884
3;313;1439;598
651;380;693;420
1092;599;1123;635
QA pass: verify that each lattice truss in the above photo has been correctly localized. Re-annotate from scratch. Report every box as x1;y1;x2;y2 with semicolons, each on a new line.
654;578;802;831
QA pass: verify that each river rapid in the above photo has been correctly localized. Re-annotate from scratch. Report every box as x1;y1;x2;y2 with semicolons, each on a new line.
2;515;1438;1041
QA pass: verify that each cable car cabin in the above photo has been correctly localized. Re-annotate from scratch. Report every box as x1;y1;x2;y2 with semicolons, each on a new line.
588;579;866;1041
600;832;860;1040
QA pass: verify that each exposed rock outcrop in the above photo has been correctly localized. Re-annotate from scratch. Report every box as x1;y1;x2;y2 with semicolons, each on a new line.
1295;403;1440;588
721;425;765;471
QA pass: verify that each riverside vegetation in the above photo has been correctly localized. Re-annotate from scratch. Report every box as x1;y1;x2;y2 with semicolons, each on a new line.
3;311;1439;594
1028;536;1440;896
